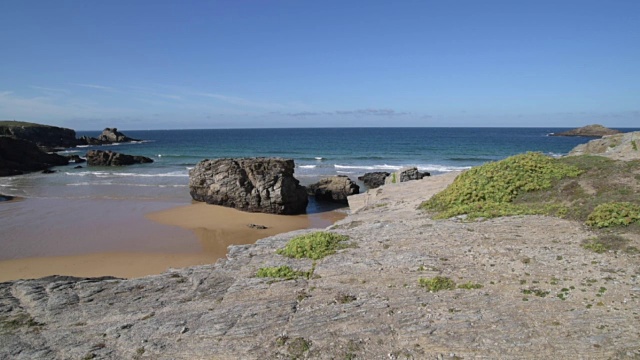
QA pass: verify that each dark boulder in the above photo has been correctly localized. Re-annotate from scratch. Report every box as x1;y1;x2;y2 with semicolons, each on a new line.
0;136;69;176
358;172;390;189
307;175;359;204
86;150;153;166
189;158;308;215
74;165;83;169
385;167;428;185
551;124;621;138
42;169;56;174
0;120;81;151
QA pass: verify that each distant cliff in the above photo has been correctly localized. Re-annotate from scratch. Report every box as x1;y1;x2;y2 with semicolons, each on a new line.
0;120;81;151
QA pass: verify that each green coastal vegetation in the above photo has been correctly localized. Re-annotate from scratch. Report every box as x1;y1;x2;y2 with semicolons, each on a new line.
421;152;640;250
276;231;351;260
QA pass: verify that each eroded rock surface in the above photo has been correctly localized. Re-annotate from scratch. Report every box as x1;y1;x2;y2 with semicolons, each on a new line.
358;172;390;189
86;150;154;166
385;167;429;185
189;158;308;215
1;174;639;359
79;128;140;146
307;175;359;204
569;131;640;160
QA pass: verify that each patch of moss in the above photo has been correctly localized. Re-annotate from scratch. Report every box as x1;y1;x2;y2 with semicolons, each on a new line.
582;235;629;254
418;276;456;292
277;231;350;260
287;337;311;358
457;281;483;290
421;152;582;219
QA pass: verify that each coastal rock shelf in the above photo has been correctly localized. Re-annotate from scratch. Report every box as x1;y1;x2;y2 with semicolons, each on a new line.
86;150;154;166
551;124;621;137
189;157;308;215
0;137;68;176
1;173;638;359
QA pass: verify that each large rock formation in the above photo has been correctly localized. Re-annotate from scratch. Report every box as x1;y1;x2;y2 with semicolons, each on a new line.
358;172;390;189
0;137;69;176
1;174;638;359
189;158;308;215
385;167;429;185
79;128;140;145
86;150;154;166
551;124;621;137
307;175;359;204
0;120;80;151
568;131;640;160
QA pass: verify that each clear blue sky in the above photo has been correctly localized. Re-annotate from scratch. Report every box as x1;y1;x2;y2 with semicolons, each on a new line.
1;0;638;130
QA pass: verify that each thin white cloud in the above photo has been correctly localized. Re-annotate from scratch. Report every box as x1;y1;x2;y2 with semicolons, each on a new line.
279;108;410;118
73;83;115;91
30;85;70;94
198;92;286;110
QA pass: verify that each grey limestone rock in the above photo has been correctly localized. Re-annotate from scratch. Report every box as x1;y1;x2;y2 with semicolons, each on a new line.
189;157;308;215
385;167;428;185
307;175;359;204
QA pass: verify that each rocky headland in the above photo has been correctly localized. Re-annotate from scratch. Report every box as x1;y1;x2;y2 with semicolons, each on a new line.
189;158;309;215
2;165;639;358
0;121;147;176
569;131;640;160
551;124;622;137
0;121;81;151
0;137;69;176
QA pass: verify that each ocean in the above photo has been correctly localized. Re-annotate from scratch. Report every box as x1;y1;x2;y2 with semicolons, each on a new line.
1;127;637;203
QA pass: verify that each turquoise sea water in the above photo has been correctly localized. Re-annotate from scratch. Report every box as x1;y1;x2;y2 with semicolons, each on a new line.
1;127;637;202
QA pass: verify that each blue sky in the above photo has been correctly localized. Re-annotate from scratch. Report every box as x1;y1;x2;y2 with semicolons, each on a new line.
1;0;638;130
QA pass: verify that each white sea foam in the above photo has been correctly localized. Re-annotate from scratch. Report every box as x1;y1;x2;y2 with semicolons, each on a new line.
334;164;471;172
336;171;354;174
299;165;316;169
334;164;403;171
315;157;324;160
65;171;188;177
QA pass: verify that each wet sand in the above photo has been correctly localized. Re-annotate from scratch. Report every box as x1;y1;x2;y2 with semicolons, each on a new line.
0;198;345;282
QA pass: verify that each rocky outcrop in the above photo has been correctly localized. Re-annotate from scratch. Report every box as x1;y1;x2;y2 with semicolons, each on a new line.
189;158;308;215
568;131;640;160
79;128;140;146
358;172;390;189
86;150;153;166
0;120;80;151
1;174;639;359
0;137;69;176
551;124;621;137
385;167;429;185
307;175;359;203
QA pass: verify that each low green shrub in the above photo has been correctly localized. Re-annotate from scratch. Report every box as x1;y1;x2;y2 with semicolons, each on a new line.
418;276;456;292
256;265;307;280
421;152;582;219
586;202;640;228
457;281;483;290
277;231;350;260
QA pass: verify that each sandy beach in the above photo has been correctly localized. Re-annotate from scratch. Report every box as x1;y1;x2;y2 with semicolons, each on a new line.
0;198;345;282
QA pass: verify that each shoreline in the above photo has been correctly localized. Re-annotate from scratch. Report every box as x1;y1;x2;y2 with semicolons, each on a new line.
0;198;346;282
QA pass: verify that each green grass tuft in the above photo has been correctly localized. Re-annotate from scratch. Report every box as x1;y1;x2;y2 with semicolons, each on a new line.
418;276;456;292
256;265;311;280
277;231;350;260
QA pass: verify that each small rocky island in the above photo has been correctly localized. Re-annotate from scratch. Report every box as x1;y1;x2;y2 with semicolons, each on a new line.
0;121;149;176
551;124;621;137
